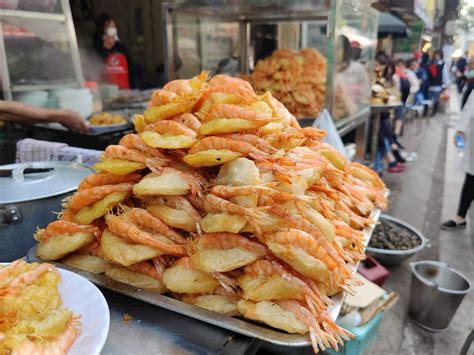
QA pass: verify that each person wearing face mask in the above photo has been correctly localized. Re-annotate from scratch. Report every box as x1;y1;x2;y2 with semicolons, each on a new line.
92;13;135;89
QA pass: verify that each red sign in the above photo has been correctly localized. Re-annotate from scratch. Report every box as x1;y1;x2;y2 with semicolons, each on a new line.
2;23;35;38
102;53;130;89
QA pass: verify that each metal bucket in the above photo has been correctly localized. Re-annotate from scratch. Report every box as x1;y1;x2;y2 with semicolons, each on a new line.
409;260;471;331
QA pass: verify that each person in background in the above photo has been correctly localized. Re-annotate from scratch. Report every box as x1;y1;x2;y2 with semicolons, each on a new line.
461;56;474;109
343;40;371;109
427;49;449;115
455;51;468;93
394;59;411;104
373;58;406;172
392;59;410;139
375;116;406;174
0;101;89;133
405;59;421;105
417;52;430;101
92;13;135;89
441;91;473;230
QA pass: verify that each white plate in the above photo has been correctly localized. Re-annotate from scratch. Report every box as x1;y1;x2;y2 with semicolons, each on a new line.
1;264;110;354
59;268;110;355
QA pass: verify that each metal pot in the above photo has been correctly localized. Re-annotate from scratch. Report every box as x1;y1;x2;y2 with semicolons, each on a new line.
0;161;92;261
366;214;429;266
409;260;471;331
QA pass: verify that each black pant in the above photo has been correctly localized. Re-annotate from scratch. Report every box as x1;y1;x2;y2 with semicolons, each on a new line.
457;173;474;218
456;75;466;93
461;83;473;110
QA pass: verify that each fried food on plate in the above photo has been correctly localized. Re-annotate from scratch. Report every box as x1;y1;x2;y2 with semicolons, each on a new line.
0;260;80;354
89;112;127;126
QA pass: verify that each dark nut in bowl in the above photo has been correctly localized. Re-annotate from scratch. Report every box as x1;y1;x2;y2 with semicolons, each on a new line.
366;214;429;266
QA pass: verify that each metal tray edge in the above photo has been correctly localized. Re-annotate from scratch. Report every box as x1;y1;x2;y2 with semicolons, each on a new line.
26;209;381;347
26;246;310;347
327;208;380;319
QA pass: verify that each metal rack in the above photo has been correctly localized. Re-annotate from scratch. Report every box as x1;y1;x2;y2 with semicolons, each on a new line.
0;0;84;100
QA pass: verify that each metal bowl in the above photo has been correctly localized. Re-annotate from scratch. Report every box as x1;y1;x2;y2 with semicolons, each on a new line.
366;214;430;266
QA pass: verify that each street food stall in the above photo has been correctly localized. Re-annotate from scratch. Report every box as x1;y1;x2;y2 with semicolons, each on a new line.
0;1;143;152
5;74;388;351
0;1;395;354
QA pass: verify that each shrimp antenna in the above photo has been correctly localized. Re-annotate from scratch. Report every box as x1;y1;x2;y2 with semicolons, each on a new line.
112;203;130;217
61;195;72;209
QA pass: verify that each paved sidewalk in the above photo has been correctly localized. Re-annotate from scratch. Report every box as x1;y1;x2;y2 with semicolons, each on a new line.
367;89;474;354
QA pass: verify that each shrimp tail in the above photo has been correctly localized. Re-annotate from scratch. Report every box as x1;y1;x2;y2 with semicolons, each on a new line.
211;272;240;295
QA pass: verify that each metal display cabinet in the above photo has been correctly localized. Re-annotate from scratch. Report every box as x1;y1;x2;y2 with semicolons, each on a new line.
0;0;84;100
162;0;378;136
328;0;379;137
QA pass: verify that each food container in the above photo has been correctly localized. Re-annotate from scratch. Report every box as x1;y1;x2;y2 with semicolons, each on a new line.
409;260;471;331
84;81;103;113
0;161;92;261
357;255;389;286
327;312;384;355
366;214;429;266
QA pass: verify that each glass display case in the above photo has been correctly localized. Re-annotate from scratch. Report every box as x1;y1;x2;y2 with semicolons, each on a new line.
0;0;83;100
328;0;379;134
162;0;378;134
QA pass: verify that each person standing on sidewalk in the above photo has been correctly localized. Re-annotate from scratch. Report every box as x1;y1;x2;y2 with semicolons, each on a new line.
427;50;450;115
461;57;474;109
392;59;411;139
455;52;468;93
441;91;474;229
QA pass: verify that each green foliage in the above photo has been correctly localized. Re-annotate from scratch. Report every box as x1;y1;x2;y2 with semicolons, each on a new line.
458;5;474;31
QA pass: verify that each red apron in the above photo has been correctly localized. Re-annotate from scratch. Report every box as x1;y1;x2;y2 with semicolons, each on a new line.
102;52;130;89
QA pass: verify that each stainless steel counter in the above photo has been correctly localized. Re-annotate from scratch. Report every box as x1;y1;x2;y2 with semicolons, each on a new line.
88;289;260;354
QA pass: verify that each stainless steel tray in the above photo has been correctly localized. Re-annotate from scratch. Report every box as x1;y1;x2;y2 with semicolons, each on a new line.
26;209;380;347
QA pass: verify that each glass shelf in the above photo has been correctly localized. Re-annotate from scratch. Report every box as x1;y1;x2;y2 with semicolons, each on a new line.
0;0;83;100
0;9;66;22
10;82;80;92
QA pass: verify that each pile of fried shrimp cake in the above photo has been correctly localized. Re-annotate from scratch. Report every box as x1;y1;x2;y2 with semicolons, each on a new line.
34;72;388;353
245;48;327;118
0;260;80;354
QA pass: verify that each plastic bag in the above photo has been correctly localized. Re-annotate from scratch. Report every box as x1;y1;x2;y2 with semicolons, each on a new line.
312;109;348;158
440;90;450;102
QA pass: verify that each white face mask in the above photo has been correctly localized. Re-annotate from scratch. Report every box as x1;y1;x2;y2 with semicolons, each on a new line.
106;27;117;37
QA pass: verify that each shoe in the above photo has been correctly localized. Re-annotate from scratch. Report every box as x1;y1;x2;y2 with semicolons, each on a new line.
394;136;405;150
405;152;417;162
441;219;467;230
393;149;406;164
387;163;406;173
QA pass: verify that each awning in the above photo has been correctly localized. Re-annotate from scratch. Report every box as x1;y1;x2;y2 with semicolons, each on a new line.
378;12;411;38
372;0;433;31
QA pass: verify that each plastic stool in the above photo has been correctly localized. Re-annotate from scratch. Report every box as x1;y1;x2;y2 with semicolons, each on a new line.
357;255;389;286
